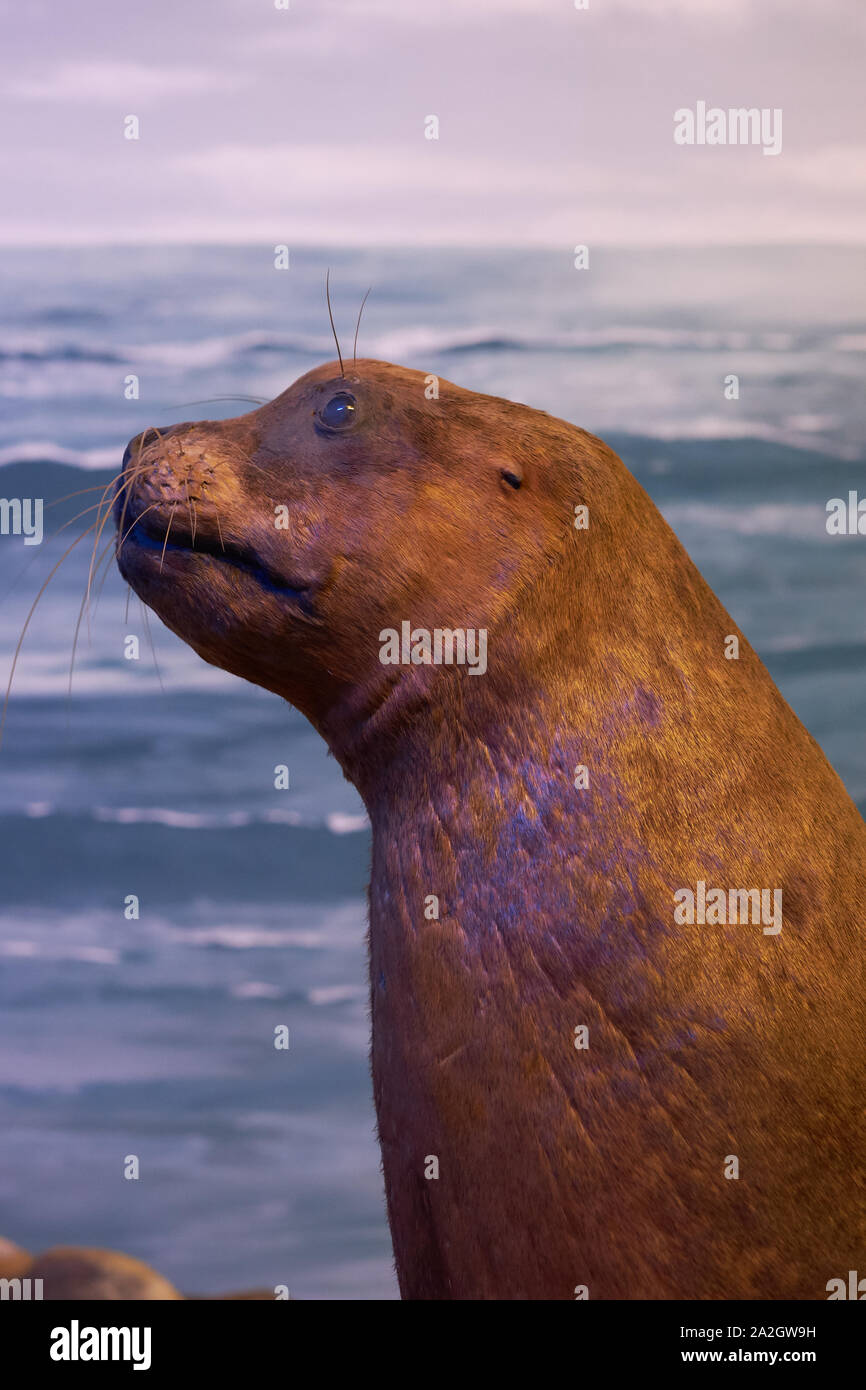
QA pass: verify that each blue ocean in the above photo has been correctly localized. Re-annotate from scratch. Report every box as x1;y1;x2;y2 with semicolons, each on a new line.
0;245;864;1298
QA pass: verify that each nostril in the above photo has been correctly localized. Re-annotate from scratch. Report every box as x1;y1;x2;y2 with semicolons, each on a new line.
140;426;171;450
123;425;179;469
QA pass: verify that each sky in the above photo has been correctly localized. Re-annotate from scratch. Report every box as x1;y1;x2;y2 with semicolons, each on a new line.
1;0;864;246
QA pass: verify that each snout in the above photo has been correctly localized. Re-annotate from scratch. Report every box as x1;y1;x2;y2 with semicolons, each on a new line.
114;421;219;538
120;424;186;471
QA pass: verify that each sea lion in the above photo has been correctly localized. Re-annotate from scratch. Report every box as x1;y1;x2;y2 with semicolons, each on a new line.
114;358;866;1301
29;1246;182;1299
0;1235;32;1281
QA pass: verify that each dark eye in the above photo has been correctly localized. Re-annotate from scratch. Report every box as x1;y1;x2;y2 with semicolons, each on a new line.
317;391;358;432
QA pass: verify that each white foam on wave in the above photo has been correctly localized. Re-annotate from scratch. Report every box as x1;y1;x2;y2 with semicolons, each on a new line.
307;984;366;1007
230;981;284;999
641;415;853;457
21;803;370;833
0;939;120;964
662;501;824;539
0;322;812;380
0;898;365;957
176;926;326;949
325;812;370;835
0;440;121;469
93;805;264;829
130;329;321;369
369;325;797;358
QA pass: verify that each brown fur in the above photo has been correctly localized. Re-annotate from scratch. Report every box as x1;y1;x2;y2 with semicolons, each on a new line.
29;1247;182;1299
115;359;866;1300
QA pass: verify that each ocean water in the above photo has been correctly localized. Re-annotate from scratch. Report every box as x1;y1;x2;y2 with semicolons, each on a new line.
0;245;864;1298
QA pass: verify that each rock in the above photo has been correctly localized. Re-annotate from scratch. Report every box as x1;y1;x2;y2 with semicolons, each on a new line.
29;1246;183;1300
0;1237;32;1281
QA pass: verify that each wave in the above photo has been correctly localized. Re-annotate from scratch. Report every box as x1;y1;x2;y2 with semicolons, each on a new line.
660;501;825;539
0;440;121;469
0;329;323;369
0;418;856;483
229;982;364;1004
0;939;120;964
24;802;369;835
0;323;845;372
176;925;328;949
0;899;366;958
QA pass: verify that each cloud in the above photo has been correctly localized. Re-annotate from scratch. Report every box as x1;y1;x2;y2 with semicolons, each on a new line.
4;60;247;103
171;141;584;199
285;0;758;19
779;144;866;193
0;0;862;245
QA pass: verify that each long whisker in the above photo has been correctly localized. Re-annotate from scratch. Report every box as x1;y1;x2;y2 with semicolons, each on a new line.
325;268;345;376
77;471;161;645
353;287;372;364
69;481;155;695
118;501;163;553
103;450;161;568
0;499;115;607
84;462;151;644
53;469;131;626
184;480;197;547
160;503;178;572
45;482;128;512
92;522;130;612
116;434;163;562
83;532;122;643
0;521;99;749
139;599;164;694
167;396;268;410
69;531;125;699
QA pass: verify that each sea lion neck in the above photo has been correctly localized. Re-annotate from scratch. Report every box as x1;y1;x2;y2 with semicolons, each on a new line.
313;463;710;815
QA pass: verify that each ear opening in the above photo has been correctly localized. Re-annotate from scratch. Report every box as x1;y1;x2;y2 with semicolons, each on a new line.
499;465;523;490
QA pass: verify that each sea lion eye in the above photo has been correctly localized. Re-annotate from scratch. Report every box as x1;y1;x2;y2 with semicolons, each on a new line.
317;392;358;432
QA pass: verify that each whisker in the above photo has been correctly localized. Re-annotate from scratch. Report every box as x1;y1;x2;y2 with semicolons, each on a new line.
84;462;151;644
118;501;163;553
0;500;114;607
166;396;268;410
139;599;164;694
70;485;157;695
0;521;99;749
185;481;197;547
160;503;178;572
353;287;372;364
45;481;128;512
116;434;163;557
92;527;127;613
326;268;345;376
69;532;120;697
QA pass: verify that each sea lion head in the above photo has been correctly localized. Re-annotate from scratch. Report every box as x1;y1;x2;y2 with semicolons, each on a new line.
115;359;590;772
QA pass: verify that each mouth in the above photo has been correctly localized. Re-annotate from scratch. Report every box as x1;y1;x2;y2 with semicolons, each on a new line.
120;507;317;611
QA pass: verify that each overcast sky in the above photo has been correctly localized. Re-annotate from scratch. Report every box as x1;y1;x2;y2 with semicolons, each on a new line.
1;0;864;246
